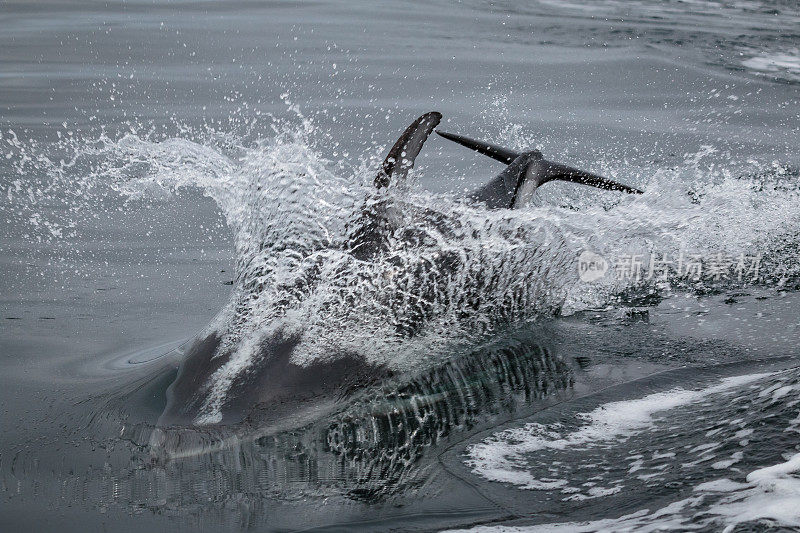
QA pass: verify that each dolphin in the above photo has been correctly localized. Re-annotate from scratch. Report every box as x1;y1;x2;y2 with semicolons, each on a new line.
157;112;639;430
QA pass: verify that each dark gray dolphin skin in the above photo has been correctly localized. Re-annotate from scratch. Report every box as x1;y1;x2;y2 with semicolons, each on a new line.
158;112;638;429
157;332;391;429
436;129;642;209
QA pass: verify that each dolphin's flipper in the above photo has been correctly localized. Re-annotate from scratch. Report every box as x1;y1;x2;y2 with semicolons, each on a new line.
539;161;642;194
375;112;442;188
435;130;521;165
436;129;643;208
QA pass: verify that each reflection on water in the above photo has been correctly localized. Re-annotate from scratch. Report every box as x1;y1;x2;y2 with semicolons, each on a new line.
3;332;572;527
150;332;573;501
325;334;573;499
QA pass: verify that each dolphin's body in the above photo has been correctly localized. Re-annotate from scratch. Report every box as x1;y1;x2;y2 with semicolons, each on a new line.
157;112;640;430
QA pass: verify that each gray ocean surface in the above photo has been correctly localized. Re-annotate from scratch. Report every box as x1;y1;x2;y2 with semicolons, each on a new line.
2;1;800;531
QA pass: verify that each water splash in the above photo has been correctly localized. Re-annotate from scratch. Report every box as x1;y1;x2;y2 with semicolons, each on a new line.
3;112;800;424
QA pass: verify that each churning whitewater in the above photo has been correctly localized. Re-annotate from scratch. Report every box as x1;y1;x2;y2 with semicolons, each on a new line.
5;114;800;427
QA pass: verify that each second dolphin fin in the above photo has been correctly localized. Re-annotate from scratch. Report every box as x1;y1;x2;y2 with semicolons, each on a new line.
436;129;643;200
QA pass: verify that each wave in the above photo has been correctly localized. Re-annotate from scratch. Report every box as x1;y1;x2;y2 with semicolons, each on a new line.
450;362;800;532
491;0;800;84
466;371;772;490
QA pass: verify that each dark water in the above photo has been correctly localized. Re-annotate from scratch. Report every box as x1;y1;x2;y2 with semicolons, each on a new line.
2;1;800;531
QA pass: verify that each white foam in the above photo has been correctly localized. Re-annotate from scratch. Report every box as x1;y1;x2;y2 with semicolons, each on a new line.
450;402;800;533
466;372;771;489
446;455;800;532
742;50;800;80
746;453;800;483
708;454;800;526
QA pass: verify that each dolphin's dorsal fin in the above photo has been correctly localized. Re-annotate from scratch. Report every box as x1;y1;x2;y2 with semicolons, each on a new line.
348;112;441;260
375;112;442;188
469;152;542;209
